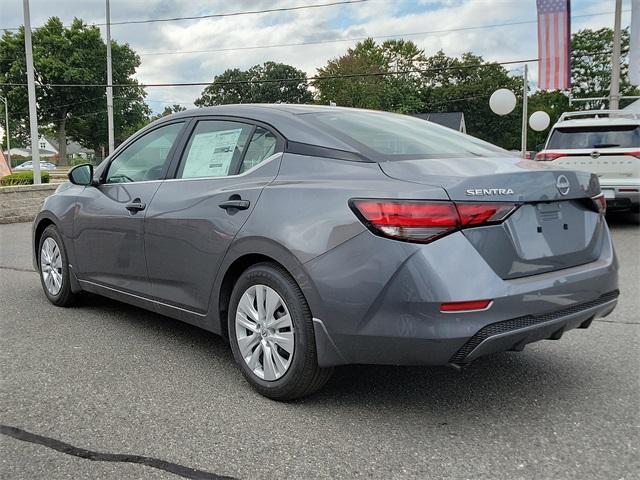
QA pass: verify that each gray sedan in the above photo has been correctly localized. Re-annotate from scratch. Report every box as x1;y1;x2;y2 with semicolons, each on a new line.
32;105;619;399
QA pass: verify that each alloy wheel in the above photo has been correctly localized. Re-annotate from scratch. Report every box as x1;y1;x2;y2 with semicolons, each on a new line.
40;237;63;295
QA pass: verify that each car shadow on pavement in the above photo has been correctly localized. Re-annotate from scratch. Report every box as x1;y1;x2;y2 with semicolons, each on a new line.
71;292;595;416
606;212;640;229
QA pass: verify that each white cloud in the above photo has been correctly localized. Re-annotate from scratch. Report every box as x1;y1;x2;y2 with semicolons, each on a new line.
0;0;629;112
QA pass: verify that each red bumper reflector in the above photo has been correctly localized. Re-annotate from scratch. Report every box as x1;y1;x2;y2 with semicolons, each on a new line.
440;300;492;312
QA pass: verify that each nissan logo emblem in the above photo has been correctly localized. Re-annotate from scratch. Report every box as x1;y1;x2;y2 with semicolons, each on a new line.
590;151;600;159
556;175;570;196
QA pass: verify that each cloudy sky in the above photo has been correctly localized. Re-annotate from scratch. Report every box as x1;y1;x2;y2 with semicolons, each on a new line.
0;0;633;114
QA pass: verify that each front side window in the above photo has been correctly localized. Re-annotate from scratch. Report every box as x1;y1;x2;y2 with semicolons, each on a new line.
178;121;253;179
106;122;184;183
305;110;509;160
547;125;640;149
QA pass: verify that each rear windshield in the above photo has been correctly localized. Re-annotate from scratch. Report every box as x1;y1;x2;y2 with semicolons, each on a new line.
547;125;640;149
303;110;509;161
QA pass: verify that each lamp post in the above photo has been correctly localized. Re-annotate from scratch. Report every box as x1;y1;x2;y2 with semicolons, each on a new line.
0;96;10;168
106;0;115;155
521;64;528;158
23;0;41;184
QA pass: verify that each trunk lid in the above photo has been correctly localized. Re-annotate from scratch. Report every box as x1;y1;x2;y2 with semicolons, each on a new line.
378;157;605;279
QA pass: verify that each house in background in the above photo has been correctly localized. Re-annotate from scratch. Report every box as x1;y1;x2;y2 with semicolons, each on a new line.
411;112;467;133
6;135;94;163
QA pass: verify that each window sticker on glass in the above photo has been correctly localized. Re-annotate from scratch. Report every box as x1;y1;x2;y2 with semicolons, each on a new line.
182;128;243;178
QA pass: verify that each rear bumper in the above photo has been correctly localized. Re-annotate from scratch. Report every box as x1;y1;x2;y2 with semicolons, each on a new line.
313;291;618;367
599;183;640;211
449;290;618;363
306;223;619;368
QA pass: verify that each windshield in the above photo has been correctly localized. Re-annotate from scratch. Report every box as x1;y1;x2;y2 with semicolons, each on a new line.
304;110;510;161
547;125;640;149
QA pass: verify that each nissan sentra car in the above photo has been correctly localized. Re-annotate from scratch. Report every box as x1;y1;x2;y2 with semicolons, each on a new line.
33;105;619;400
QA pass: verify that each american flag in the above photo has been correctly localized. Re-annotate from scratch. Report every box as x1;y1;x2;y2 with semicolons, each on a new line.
537;0;571;90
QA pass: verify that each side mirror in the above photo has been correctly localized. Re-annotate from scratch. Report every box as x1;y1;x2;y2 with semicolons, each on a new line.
68;164;95;186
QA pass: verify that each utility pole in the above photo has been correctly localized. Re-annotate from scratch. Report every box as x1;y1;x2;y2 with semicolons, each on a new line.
23;0;40;184
0;96;11;168
610;0;623;110
106;0;115;155
521;64;528;158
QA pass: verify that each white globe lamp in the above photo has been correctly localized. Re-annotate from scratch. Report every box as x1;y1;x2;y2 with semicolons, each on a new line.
489;88;517;116
529;110;551;131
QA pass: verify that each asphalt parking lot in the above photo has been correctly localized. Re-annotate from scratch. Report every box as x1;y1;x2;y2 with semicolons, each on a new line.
1;216;639;480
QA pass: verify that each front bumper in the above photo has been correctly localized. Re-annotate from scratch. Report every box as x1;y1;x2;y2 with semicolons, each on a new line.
305;224;619;368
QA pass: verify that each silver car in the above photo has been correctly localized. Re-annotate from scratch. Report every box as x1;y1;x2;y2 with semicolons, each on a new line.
33;105;619;400
14;160;57;171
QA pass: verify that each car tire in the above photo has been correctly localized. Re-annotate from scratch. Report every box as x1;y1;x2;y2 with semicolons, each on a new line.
38;225;78;307
228;262;333;400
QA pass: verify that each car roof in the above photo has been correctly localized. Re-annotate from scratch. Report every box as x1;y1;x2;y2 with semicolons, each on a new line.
148;104;389;154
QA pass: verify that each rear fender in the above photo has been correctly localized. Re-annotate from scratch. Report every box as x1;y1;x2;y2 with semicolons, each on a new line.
206;236;324;336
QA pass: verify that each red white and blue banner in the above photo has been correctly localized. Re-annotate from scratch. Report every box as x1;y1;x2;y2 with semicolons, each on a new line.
536;0;571;90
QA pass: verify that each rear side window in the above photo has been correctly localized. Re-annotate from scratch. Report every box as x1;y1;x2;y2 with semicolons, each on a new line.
304;110;508;160
178;121;253;179
547;125;640;149
239;127;278;173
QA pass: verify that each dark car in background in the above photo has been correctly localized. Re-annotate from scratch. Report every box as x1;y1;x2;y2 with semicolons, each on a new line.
33;105;619;399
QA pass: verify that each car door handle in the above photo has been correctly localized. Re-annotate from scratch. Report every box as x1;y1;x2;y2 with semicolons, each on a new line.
125;201;146;213
219;199;250;210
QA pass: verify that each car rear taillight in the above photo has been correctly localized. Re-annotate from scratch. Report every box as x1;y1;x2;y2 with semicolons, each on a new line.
456;203;517;226
592;193;606;215
623;151;640;159
534;151;564;161
350;199;517;243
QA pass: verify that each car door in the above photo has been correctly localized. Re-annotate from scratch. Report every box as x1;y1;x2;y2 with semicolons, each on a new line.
143;118;283;317
73;121;187;297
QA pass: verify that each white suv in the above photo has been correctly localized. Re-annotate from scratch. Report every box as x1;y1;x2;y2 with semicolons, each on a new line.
535;110;639;215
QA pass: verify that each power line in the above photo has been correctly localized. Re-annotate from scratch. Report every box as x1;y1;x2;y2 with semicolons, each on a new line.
146;98;193;105
0;57;540;88
0;48;615;91
0;0;368;31
138;10;629;56
69;109;108;119
46;95;120;110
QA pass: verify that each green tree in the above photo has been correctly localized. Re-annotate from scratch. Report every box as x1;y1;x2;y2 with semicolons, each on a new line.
150;104;187;121
420;51;523;149
571;27;639;109
313;38;424;112
0;17;148;163
526;90;570;150
524;27;639;150
195;62;313;106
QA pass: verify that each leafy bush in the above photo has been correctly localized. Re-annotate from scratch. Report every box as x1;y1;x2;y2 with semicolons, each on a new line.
70;157;90;166
1;171;50;186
